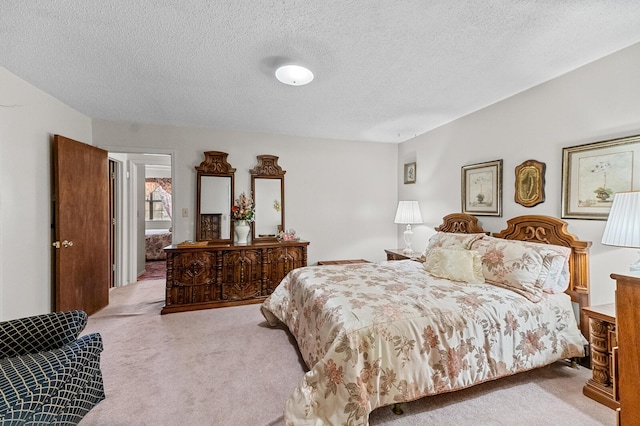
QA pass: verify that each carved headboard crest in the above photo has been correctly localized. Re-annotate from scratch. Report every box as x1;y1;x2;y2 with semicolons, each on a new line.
434;213;486;234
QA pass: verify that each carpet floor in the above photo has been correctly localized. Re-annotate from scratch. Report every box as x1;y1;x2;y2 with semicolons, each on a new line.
80;279;614;426
137;260;166;281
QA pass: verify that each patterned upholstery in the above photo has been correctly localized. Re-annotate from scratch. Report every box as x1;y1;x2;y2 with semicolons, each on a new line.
0;311;105;425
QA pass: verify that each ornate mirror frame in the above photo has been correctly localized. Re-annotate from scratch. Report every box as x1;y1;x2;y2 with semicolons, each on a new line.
195;151;236;243
250;155;285;242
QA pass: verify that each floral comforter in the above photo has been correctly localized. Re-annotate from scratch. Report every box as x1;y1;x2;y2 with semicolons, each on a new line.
260;260;586;426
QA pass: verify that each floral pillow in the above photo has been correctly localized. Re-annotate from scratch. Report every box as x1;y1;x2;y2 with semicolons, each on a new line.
423;247;484;284
426;232;486;252
469;236;570;302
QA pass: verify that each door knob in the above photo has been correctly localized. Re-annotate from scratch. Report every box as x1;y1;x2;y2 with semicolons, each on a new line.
52;240;74;249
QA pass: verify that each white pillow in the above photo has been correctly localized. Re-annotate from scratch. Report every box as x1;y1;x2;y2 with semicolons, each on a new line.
423;247;485;284
426;232;486;251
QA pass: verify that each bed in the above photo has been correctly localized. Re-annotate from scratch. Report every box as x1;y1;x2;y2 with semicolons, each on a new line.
145;228;172;260
261;214;591;425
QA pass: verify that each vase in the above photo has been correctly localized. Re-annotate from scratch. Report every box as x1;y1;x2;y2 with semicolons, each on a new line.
234;220;251;245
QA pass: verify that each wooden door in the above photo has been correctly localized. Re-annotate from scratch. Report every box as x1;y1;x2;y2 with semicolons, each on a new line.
53;135;109;315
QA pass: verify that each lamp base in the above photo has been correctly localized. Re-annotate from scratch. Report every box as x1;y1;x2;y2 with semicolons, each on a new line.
403;224;414;255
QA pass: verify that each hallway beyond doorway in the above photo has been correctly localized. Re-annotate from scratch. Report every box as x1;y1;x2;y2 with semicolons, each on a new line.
137;260;166;281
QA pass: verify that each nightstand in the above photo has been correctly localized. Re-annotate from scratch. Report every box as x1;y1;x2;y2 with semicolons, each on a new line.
582;303;619;410
384;249;410;261
384;249;423;261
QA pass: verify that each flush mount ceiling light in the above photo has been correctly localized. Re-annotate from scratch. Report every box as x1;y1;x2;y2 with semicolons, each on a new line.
275;65;314;86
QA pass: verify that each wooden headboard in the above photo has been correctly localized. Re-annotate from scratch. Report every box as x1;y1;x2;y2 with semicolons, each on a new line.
435;213;487;234
435;213;592;339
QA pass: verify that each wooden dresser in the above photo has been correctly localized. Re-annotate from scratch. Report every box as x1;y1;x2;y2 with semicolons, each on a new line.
162;240;309;314
612;273;640;425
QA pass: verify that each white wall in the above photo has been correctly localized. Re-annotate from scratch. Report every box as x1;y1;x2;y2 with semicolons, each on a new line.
92;121;398;266
398;42;640;306
0;67;92;320
5;41;637;318
133;162;146;277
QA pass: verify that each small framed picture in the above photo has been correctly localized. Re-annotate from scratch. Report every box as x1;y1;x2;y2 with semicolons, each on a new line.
404;162;416;184
461;159;503;216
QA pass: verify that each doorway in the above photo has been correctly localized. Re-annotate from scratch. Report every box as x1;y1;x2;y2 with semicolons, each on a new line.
105;149;175;287
109;159;118;288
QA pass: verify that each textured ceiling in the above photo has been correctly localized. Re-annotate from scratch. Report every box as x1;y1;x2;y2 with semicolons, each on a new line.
2;1;640;143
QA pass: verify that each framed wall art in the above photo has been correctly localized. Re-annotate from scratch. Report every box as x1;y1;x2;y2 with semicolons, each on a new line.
515;160;545;207
461;159;503;216
404;162;416;184
562;134;640;219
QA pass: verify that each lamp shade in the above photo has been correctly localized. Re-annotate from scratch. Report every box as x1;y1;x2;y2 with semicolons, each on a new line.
601;191;640;247
394;201;423;224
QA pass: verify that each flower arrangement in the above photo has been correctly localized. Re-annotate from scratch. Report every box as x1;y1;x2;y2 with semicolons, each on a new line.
232;192;255;222
277;228;299;241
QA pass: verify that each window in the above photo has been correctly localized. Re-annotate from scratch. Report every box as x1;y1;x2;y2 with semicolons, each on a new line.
145;179;172;220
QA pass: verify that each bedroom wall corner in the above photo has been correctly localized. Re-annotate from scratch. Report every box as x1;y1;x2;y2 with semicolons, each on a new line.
0;66;93;320
398;42;640;306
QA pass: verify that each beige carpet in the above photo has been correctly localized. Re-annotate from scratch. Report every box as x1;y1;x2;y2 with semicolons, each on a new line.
79;279;614;426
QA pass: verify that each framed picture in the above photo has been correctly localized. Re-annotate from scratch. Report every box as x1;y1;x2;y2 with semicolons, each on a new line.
515;160;545;207
562;134;640;219
404;162;416;184
461;159;503;216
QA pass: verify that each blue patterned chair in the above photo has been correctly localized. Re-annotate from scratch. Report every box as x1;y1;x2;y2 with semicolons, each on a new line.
0;310;105;425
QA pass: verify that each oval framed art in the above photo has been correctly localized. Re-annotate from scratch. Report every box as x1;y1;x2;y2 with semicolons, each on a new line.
514;159;545;208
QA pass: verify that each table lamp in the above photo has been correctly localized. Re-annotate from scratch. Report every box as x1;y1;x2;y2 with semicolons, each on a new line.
601;191;640;272
394;201;423;254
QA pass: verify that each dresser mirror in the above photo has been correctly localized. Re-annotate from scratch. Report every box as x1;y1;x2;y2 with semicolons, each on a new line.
250;155;285;241
195;151;236;242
